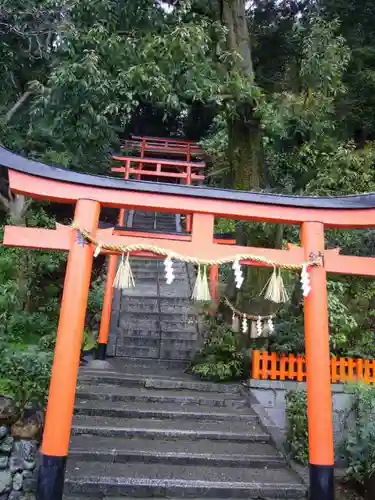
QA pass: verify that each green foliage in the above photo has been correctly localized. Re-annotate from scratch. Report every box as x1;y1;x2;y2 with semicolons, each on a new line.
0;210;64;344
82;329;97;352
254;278;375;359
342;384;375;486
1;0;375;403
86;275;105;332
285;389;308;465
191;320;247;381
0;345;52;409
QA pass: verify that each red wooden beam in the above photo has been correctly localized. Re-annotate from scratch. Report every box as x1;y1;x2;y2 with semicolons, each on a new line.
112;156;206;169
5;222;375;276
112;168;205;181
3;224;304;267
9;170;375;229
131;136;199;147
114;229;236;245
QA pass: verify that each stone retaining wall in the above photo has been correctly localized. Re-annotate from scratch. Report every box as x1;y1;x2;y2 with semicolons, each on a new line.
0;398;41;500
249;379;353;455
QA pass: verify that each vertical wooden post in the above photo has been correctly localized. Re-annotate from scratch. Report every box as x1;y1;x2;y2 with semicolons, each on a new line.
186;165;192;233
96;253;118;360
209;264;219;304
301;221;334;500
118;208;126;226
37;199;100;500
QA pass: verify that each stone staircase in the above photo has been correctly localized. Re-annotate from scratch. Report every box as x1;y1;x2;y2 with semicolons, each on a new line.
107;211;200;360
64;360;306;499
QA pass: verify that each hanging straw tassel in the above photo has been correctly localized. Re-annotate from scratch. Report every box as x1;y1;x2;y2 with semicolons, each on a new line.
192;265;211;302
262;266;280;303
113;252;135;290
276;270;288;302
262;267;288;304
94;243;102;258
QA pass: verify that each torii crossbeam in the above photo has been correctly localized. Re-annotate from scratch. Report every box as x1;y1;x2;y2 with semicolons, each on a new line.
2;146;375;500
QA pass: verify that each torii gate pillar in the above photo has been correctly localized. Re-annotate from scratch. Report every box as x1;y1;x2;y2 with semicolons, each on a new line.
302;222;334;500
37;199;100;500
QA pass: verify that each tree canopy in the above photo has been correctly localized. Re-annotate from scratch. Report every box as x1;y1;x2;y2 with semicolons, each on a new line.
2;0;375;360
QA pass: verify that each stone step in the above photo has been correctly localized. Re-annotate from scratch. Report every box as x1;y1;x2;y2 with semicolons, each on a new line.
159;283;192;296
69;435;285;468
114;346;196;360
113;344;197;360
129;258;160;267
107;357;190;370
119;284;192;298
130;277;188;287
118;329;199;340
121;296;193;306
71;415;269;442
126;265;189;277
65;461;305;498
74;400;255;420
75;384;244;408
78;370;240;393
119;297;193;314
118;315;198;332
132;276;190;287
130;259;187;269
116;336;198;350
121;285;189;297
115;346;160;358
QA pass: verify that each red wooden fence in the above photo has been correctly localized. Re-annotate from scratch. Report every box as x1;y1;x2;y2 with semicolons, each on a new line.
252;350;375;384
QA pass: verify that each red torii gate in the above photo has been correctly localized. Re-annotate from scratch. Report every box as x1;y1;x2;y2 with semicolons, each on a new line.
2;146;375;500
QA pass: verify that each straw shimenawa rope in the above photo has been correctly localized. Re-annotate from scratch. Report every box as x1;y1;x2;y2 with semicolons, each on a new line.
72;223;321;270
224;296;276;321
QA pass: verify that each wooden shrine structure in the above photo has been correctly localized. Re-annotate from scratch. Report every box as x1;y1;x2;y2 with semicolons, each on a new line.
95;137;209;358
122;135;203;162
2;143;375;500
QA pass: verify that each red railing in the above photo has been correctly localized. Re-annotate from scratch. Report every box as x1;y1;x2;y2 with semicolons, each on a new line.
123;136;202;162
111;156;206;184
252;350;375;384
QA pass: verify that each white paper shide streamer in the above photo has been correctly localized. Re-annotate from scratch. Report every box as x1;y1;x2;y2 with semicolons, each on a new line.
267;317;274;333
301;264;311;297
256;316;262;337
232;259;244;289
242;315;248;333
164;255;175;285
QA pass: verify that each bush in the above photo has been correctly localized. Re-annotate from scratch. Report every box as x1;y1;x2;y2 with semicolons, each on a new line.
342;383;375;488
191;320;248;381
0;346;53;409
285;389;308;465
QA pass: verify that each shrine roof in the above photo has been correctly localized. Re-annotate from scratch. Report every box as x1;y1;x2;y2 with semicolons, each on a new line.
1;146;375;210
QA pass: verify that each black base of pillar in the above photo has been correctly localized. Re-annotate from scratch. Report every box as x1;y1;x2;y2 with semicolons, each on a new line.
37;454;66;500
309;464;334;500
96;342;107;360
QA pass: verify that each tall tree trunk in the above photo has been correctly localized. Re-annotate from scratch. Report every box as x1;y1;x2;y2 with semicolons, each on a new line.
221;1;267;309
221;0;265;190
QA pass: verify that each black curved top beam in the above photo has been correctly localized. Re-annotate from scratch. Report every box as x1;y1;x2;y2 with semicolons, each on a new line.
1;146;375;209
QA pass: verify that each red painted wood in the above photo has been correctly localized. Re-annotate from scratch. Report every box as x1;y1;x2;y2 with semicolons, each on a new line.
112;156;206;169
9;170;375;229
112;168;205;181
